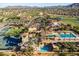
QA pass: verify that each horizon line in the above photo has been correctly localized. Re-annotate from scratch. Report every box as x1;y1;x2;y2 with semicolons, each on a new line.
0;3;72;8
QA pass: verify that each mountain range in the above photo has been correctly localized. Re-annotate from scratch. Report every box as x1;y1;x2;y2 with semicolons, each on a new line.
5;3;79;9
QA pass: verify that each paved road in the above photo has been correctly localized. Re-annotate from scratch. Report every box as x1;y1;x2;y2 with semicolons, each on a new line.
0;23;9;35
27;16;41;27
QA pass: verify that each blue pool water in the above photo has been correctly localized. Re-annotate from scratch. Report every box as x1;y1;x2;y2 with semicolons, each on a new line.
39;43;53;52
60;33;76;39
47;34;56;38
5;36;22;46
40;48;48;52
0;26;22;50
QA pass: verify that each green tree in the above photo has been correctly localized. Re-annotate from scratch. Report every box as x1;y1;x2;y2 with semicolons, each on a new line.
5;27;22;37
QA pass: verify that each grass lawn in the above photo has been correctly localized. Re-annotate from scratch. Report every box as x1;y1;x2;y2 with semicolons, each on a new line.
50;15;79;26
62;16;79;27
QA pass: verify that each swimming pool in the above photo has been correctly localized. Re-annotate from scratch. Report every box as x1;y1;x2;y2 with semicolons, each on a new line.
39;43;53;52
40;48;48;52
47;34;58;38
0;26;15;50
59;33;76;39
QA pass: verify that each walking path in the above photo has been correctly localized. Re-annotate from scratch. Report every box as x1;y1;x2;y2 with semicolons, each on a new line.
43;39;79;43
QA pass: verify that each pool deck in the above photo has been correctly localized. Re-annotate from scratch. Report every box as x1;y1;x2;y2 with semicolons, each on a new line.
42;39;79;43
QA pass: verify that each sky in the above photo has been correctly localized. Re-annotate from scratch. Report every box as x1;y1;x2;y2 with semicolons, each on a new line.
0;3;72;8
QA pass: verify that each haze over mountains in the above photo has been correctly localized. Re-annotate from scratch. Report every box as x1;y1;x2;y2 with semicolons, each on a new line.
67;3;79;8
3;3;79;9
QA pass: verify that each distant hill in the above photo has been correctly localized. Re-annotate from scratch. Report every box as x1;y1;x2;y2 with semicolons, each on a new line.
5;6;40;9
5;3;79;9
6;6;30;8
44;3;79;9
66;3;79;8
